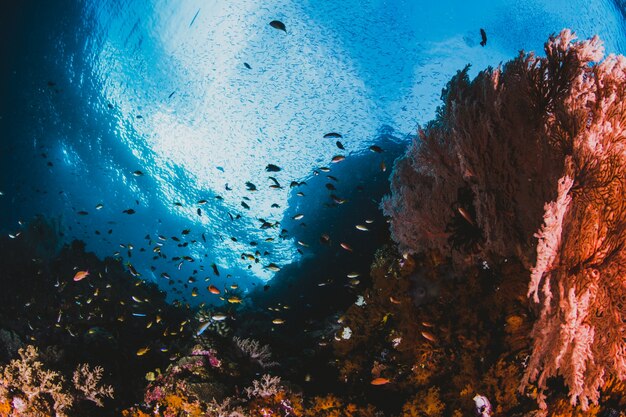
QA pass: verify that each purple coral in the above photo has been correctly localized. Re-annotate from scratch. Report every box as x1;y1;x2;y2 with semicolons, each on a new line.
191;348;222;368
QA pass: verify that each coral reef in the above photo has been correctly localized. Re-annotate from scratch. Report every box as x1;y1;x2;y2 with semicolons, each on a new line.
0;345;113;416
3;28;626;417
0;345;73;417
382;29;626;413
332;247;533;416
0;219;193;415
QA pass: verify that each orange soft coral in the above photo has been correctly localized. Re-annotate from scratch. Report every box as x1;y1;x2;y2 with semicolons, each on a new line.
401;387;445;417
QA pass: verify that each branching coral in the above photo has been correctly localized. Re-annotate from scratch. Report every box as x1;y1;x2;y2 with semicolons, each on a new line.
244;374;282;399
383;28;626;412
233;337;278;368
401;387;445;417
0;346;116;416
72;363;114;407
0;345;73;417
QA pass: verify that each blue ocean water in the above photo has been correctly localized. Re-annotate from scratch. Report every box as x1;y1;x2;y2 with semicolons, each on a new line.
1;0;625;305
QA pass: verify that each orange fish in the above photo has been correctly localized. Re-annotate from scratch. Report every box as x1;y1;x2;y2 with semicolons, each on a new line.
73;270;90;281
340;242;353;252
208;285;220;295
370;377;391;385
421;331;438;343
389;296;401;304
457;207;475;226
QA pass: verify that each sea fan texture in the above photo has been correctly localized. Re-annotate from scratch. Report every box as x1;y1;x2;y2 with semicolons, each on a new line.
383;29;626;410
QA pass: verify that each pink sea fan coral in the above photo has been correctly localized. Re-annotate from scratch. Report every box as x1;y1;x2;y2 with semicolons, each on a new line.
383;29;626;410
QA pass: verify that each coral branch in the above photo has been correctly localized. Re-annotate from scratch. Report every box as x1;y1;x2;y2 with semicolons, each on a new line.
72;363;114;407
233;337;278;368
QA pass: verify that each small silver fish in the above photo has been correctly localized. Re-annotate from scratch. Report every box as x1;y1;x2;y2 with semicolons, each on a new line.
196;321;211;336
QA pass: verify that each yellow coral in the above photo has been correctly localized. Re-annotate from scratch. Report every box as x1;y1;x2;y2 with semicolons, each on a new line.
483;358;522;413
165;394;184;409
549;398;601;417
122;410;151;417
401;387;445;417
0;401;10;417
311;394;342;411
304;395;376;417
601;377;626;407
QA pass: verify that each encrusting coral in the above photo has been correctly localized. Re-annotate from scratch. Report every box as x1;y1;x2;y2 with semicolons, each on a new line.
383;29;626;413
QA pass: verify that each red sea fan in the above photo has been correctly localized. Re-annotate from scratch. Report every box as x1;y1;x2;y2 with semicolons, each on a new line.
522;33;626;410
383;30;626;410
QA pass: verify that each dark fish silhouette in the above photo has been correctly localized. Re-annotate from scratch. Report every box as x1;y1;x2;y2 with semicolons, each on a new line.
266;164;281;172
244;62;252;69
268;177;282;188
270;20;286;32
480;28;487;47
189;9;200;27
369;145;383;153
123;209;136;214
324;132;342;138
336;141;345;150
246;181;257;191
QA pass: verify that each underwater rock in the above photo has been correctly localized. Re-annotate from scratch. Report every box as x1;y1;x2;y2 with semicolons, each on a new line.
0;329;23;362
